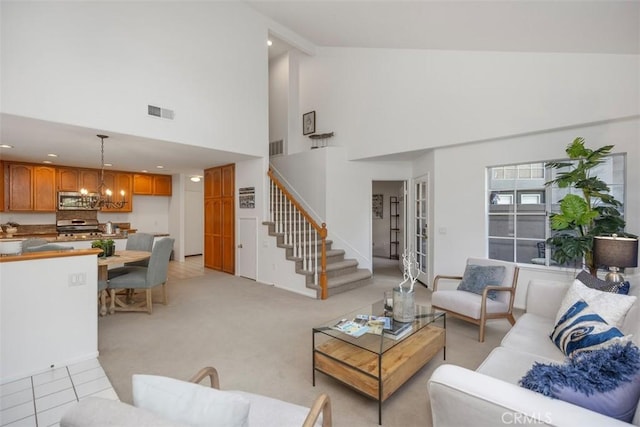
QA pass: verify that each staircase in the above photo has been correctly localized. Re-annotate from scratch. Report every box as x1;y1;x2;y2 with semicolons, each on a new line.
266;170;371;299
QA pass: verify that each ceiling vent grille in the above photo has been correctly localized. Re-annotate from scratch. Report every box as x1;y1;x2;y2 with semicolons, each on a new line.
148;105;175;120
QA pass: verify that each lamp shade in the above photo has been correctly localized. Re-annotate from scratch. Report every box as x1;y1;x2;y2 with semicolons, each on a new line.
593;236;639;268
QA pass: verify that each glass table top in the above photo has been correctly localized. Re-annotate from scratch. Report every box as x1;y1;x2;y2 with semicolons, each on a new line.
313;300;445;354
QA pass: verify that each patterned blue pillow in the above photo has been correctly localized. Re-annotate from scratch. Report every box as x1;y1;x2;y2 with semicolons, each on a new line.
520;342;640;422
550;299;628;356
456;265;506;300
576;270;630;295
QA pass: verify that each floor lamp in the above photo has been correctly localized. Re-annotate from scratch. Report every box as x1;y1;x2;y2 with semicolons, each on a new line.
593;235;639;283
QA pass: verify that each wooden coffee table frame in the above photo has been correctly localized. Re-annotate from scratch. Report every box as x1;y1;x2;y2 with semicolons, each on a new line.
312;307;445;425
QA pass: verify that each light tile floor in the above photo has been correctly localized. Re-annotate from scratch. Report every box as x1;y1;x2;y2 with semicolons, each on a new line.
0;359;118;427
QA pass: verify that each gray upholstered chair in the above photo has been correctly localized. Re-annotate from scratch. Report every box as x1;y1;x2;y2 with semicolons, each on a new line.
107;233;155;280
22;238;74;252
124;233;155;267
431;257;519;342
108;237;174;314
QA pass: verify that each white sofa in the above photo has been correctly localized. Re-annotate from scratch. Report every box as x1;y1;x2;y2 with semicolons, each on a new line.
428;279;640;426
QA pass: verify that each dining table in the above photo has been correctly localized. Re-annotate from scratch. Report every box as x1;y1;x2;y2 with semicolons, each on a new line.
97;250;151;315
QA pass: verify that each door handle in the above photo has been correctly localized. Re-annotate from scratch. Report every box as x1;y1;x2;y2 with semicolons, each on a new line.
237;244;243;248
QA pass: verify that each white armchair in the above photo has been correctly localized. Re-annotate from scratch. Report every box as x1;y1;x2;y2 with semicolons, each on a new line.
431;257;519;342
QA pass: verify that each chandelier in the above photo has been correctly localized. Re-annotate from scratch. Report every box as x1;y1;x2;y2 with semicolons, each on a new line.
80;134;127;209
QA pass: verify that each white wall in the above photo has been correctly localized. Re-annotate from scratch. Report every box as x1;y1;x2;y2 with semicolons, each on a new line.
269;54;290;149
1;1;268;158
413;118;640;307
1;253;99;382
298;48;639;161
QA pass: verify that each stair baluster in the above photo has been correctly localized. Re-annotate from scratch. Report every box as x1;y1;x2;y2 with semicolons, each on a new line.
268;170;328;299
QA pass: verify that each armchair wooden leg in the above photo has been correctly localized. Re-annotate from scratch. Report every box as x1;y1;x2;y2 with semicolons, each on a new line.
507;314;516;325
479;322;486;343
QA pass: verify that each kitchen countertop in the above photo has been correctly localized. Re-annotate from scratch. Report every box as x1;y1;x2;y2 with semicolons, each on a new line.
0;232;170;242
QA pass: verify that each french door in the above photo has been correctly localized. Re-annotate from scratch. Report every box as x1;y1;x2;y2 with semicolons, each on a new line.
414;176;429;285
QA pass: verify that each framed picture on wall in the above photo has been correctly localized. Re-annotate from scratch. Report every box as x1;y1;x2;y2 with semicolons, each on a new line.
303;111;316;135
372;194;383;219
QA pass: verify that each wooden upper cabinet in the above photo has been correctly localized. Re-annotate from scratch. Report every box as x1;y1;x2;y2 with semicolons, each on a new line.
8;163;56;211
57;168;100;193
33;166;56;211
133;173;172;196
57;167;79;191
0;161;4;212
153;175;172;196
133;174;153;195
80;169;101;193
102;171;133;212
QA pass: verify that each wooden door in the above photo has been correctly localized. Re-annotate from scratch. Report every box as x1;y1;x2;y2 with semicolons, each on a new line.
204;164;234;273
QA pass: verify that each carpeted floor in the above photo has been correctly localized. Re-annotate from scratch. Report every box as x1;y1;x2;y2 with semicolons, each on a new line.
98;257;514;427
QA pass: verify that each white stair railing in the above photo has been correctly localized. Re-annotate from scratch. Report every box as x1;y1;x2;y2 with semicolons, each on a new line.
268;169;328;299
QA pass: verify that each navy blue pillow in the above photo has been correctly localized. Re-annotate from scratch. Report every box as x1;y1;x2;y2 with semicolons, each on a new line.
520;342;640;422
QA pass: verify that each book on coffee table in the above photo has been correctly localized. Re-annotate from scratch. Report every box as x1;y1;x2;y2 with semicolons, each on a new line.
331;318;369;337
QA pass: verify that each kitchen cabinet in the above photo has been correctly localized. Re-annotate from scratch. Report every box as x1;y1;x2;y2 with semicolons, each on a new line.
0;161;4;212
133;173;172;196
58;168;101;193
102;171;133;212
8;163;56;211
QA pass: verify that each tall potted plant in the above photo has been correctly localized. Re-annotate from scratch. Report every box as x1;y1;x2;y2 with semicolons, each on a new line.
545;137;628;275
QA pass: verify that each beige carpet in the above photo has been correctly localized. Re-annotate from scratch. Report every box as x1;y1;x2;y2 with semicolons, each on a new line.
98;257;514;427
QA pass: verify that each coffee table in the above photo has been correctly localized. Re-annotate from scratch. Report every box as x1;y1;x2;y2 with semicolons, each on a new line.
312;300;445;425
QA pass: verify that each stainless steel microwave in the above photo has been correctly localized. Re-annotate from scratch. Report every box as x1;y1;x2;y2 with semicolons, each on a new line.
57;191;100;210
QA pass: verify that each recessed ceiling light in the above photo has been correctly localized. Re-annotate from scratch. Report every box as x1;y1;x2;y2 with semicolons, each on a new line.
0;144;14;149
141;169;148;173
190;176;201;182
47;153;58;157
104;163;113;167
267;40;273;47
43;160;53;164
156;165;164;169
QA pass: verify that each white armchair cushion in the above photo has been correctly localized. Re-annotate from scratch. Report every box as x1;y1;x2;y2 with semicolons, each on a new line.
431;290;509;319
132;375;250;427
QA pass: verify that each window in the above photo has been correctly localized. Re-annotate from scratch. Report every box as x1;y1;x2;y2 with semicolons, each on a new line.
487;155;626;266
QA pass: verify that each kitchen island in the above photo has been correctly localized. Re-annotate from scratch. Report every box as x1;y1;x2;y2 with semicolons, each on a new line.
0;248;102;383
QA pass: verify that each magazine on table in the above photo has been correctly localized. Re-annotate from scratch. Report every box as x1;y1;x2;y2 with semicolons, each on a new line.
331;318;370;337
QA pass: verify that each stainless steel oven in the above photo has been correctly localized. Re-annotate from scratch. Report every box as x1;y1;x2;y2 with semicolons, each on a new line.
57;191;100;210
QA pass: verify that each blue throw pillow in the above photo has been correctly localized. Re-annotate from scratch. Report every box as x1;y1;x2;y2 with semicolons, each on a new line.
550;299;628;356
520;342;640;422
456;265;506;300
